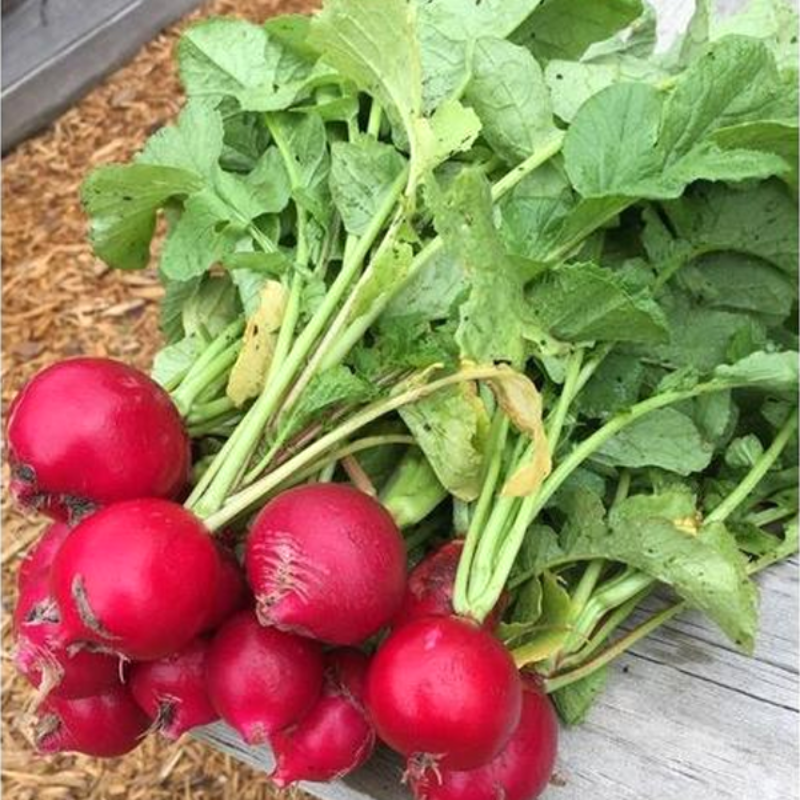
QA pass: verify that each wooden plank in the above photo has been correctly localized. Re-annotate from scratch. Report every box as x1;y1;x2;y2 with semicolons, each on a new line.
1;0;205;152
196;560;798;800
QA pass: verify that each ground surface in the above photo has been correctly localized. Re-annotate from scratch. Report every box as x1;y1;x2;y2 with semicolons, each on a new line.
2;2;315;798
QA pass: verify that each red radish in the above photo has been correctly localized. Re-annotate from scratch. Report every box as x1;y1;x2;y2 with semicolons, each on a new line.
408;678;559;800
50;499;220;660
366;616;522;771
7;358;190;519
14;571;121;699
203;545;249;632
17;521;71;590
129;638;217;738
393;540;504;631
206;610;324;744
32;685;149;757
271;648;376;786
246;483;406;645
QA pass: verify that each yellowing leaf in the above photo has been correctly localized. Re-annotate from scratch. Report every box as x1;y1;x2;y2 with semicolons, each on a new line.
487;367;552;496
226;281;288;406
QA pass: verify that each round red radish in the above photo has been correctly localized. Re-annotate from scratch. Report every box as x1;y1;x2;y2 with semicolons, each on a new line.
129;638;217;739
32;685;149;757
271;648;376;786
203;545;249;632
408;677;558;800
393;540;504;631
50;499;220;660
14;571;121;699
366;616;522;771
246;483;406;645
206;610;324;744
17;521;72;591
7;358;190;519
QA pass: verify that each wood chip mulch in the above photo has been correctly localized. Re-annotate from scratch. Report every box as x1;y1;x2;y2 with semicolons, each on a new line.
2;1;318;798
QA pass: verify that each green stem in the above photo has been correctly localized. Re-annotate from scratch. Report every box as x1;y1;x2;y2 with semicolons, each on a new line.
367;102;383;138
203;365;515;531
706;408;798;525
556;587;652;672
171;340;242;417
327;134;566;370
544;600;684;693
188;148;407;518
545;349;584;455
453;415;510;616
469;380;730;620
747;505;795;528
187;397;237;425
570;560;605;616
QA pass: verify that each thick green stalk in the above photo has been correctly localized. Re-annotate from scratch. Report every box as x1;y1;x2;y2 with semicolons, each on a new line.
380;449;449;529
203;365;514;531
171;341;242;417
453;414;510;616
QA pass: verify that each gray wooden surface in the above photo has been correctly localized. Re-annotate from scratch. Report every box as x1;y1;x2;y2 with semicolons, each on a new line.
1;0;205;152
196;559;799;800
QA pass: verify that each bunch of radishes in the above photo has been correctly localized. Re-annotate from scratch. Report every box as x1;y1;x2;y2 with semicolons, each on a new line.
7;357;558;799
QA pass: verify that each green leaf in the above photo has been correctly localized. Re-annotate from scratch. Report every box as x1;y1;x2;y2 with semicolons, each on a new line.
139;100;223;177
545;55;665;123
82;165;203;271
179;18;273;98
512;571;574;664
525;262;668;344
348;241;415;322
577;353;645;418
426;99;483;167
243;147;292;214
512;0;643;62
151;336;203;390
596;408;715;475
179;17;322;110
642;290;768;372
416;0;544;111
725;434;765;470
159;189;240;280
660;37;782;157
385;247;466;321
662;181;799;276
267;112;331;225
563;82;666;198
564;38;789;200
431;169;527;365
609;493;758;650
398;382;490;502
330;134;408;236
279;365;378;441
536;488;759;650
712;120;799;190
180;275;240;339
678;253;796;325
714;350;800;393
160;276;201;343
465;38;556;165
553;666;609;725
310;0;423;164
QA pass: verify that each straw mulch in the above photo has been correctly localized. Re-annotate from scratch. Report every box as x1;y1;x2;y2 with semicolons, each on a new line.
2;1;319;798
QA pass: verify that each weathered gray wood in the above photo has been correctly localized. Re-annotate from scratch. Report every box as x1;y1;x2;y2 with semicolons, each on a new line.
196;559;799;800
1;0;205;152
